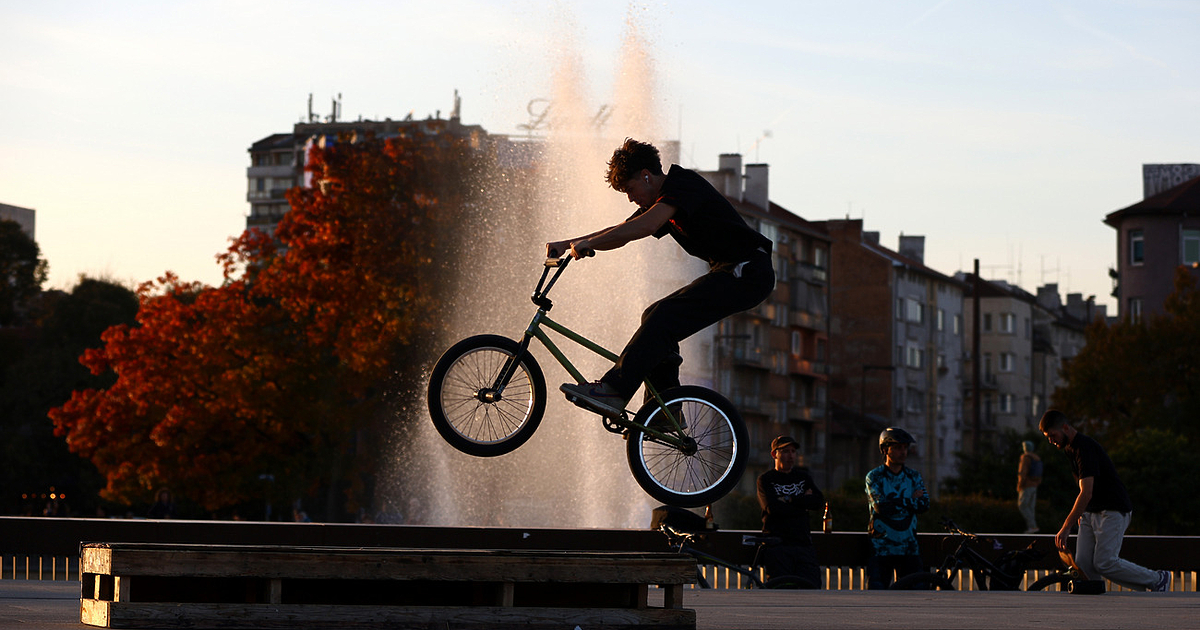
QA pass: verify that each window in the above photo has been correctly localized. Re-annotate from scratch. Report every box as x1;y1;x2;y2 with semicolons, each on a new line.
936;308;945;331
791;331;801;357
1184;229;1200;265
983;313;993;332
953;314;961;335
905;298;924;324
999;352;1015;372
896;298;905;320
1128;297;1143;324
1130;229;1144;265
999;393;1014;413
906;387;923;413
906;343;923;369
1000;313;1015;333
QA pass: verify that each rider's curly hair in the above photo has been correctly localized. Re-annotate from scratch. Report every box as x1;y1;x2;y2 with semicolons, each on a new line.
605;138;663;192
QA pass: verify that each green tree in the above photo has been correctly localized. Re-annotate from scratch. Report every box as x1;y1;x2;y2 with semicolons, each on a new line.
1050;267;1200;534
1054;268;1200;442
0;219;48;326
0;277;138;515
1107;427;1200;534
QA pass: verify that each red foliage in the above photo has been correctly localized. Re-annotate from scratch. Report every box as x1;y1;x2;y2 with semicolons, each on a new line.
50;132;478;513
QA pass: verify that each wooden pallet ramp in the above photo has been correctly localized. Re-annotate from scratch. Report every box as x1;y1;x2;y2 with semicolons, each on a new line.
80;542;696;629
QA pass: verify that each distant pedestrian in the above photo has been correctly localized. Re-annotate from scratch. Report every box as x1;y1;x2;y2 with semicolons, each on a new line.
1018;440;1042;533
146;488;174;519
865;427;929;589
1040;409;1170;591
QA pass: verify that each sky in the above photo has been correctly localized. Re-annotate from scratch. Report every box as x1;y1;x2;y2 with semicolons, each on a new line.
2;0;1198;312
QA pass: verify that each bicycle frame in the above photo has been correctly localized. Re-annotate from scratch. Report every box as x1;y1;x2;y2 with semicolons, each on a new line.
929;522;1025;590
660;525;770;589
489;256;686;446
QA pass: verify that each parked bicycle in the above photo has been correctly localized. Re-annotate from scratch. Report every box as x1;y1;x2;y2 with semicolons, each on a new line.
651;505;817;589
427;255;748;507
890;518;1043;591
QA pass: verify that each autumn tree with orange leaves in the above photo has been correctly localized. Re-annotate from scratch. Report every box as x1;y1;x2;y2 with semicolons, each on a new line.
51;131;485;518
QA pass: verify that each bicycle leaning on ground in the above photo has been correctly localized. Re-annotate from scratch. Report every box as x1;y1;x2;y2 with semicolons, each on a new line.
426;254;748;507
890;517;1043;591
651;505;818;589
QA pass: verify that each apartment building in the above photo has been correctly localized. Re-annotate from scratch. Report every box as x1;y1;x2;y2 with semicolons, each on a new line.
698;155;833;491
0;203;35;240
817;220;966;495
1105;164;1200;321
960;277;1094;445
247;96;489;236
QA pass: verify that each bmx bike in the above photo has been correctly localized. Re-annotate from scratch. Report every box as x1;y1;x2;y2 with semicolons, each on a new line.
890;518;1043;591
651;505;818;589
426;255;748;507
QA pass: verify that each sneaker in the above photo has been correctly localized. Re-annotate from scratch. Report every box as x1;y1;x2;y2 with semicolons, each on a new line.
1152;570;1171;592
561;381;628;419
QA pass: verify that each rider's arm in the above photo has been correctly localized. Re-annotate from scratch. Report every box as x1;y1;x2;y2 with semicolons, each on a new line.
555;202;676;258
1056;476;1093;550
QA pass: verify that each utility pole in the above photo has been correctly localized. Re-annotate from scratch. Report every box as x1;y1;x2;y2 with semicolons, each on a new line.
972;258;982;456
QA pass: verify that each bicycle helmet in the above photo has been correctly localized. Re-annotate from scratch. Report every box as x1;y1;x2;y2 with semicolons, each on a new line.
879;427;916;454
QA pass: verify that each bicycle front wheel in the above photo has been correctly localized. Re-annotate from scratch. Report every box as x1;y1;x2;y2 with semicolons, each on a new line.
890;572;956;590
427;335;546;457
626;386;747;507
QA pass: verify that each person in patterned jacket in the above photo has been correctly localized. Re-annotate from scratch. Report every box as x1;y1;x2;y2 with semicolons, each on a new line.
865;427;929;589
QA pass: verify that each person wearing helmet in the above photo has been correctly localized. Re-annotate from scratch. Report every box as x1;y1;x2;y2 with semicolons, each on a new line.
756;435;824;588
865;427;929;589
1017;440;1043;534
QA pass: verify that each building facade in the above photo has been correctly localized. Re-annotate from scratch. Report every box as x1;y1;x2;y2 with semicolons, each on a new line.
698;155;833;492
818;220;966;495
1105;164;1200;321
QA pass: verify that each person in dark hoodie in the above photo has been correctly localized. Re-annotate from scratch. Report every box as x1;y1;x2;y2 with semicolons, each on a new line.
756;435;824;588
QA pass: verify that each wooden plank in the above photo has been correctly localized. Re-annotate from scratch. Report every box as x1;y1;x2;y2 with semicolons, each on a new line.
86;602;695;630
81;544;694;584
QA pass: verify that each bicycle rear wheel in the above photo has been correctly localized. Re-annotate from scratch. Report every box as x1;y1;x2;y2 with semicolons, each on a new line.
626;386;747;507
1028;573;1072;592
890;571;956;590
427;334;546;457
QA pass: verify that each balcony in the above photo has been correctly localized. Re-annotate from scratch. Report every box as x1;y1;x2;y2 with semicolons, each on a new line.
727;343;767;369
789;357;828;378
789;310;825;330
247;164;295;179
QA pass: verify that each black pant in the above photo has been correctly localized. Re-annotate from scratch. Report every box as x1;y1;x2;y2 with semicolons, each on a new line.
602;251;775;400
867;554;924;589
761;544;821;589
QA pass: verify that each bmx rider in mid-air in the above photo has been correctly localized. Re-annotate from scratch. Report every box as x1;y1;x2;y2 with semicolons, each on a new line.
548;138;775;418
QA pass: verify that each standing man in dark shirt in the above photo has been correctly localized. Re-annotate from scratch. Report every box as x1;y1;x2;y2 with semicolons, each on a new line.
1040;409;1170;591
756;436;824;588
549;138;775;417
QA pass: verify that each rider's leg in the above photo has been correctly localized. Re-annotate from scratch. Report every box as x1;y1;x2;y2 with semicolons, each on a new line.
601;254;774;399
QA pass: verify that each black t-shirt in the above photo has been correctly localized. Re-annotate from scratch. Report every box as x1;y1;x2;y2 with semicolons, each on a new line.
1066;432;1133;513
757;467;825;546
628;165;772;266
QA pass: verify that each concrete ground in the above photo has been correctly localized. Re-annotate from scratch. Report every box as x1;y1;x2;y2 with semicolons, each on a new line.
3;580;1195;629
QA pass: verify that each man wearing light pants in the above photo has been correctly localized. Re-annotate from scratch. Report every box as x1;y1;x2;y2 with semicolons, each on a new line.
1039;409;1170;591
